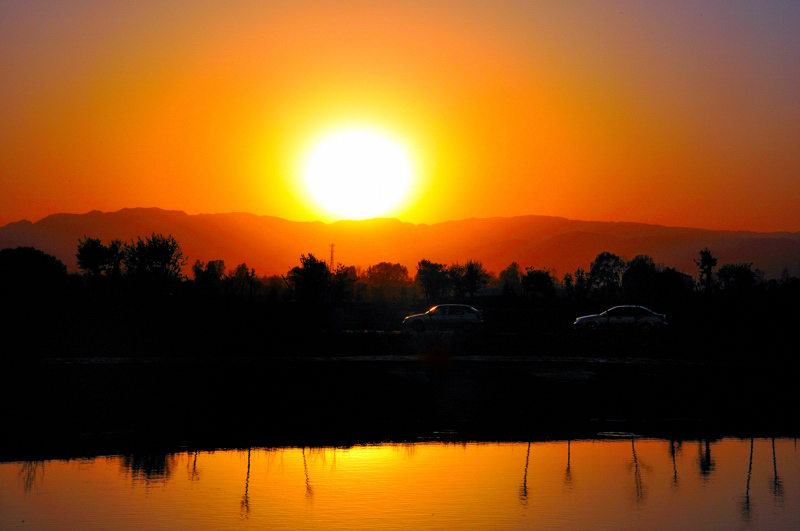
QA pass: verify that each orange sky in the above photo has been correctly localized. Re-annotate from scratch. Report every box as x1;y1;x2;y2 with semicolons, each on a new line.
2;1;799;231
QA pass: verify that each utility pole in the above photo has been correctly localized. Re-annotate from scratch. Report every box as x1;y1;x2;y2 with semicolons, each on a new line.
329;243;335;270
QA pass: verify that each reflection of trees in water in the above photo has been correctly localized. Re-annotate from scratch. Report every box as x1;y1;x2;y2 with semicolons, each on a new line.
741;438;754;522
328;447;339;473
627;438;651;504
302;447;314;500
668;440;682;489
121;453;176;484
769;438;784;503
18;461;45;493
240;448;251;518
697;440;716;481
400;443;416;459
187;450;200;482
519;442;530;505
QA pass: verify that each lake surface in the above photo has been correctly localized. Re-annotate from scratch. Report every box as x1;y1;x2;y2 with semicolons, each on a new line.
2;437;798;529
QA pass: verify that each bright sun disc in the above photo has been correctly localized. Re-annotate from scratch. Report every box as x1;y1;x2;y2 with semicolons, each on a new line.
302;128;413;219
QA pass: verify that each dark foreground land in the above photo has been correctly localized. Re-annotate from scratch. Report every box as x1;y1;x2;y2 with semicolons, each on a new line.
2;292;799;462
2;329;798;462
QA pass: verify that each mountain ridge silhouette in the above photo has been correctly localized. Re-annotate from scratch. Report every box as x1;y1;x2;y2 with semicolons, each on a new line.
2;208;799;279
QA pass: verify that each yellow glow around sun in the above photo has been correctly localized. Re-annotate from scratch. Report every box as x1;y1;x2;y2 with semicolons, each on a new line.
301;127;414;219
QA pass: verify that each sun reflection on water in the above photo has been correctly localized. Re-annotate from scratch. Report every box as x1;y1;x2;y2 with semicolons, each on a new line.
1;438;799;529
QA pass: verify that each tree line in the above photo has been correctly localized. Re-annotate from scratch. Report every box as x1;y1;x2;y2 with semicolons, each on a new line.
0;233;797;308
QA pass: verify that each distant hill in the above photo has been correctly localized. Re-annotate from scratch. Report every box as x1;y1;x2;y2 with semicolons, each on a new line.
2;208;799;279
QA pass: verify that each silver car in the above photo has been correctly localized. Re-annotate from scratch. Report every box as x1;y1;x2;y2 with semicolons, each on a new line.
403;304;483;332
574;305;667;331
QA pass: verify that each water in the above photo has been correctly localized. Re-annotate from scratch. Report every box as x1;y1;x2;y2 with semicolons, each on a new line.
2;438;798;529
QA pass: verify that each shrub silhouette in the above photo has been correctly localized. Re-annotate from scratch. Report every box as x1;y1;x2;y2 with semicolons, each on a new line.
0;246;68;299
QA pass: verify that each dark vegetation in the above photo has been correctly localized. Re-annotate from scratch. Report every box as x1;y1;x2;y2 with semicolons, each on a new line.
2;235;799;458
1;234;797;358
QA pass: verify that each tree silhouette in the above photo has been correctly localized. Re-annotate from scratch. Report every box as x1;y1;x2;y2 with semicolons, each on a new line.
288;253;330;304
443;261;491;301
329;264;359;303
589;252;625;299
622;254;659;302
362;262;409;300
499;262;522;296
76;237;106;278
123;233;186;283
562;272;574;298
106;239;124;278
77;237;124;278
447;263;468;300
462;260;490;301
416;259;449;301
695;248;718;293
0;246;68;299
573;268;588;300
228;263;260;301
717;263;761;292
362;262;410;287
192;259;226;293
521;267;555;299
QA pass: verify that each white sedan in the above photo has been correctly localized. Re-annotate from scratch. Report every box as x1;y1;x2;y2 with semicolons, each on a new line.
574;305;667;331
403;304;484;332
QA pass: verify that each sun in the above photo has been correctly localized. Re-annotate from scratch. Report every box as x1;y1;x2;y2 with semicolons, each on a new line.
302;127;414;219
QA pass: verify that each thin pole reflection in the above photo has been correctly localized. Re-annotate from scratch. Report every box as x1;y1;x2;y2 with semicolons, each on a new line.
519;442;531;505
769;438;784;503
302;447;314;499
669;440;681;489
563;440;573;490
240;448;251;518
629;437;646;504
187;450;200;482
741;438;754;522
